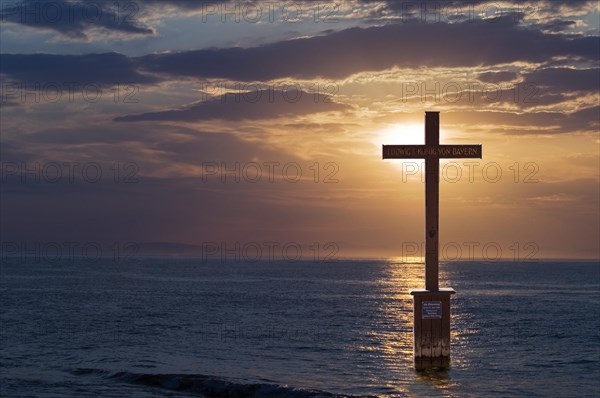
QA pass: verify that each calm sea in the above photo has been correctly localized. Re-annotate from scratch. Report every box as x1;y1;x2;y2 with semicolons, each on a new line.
1;258;599;397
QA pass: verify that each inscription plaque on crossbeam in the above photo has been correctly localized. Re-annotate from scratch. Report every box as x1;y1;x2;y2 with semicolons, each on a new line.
383;145;482;159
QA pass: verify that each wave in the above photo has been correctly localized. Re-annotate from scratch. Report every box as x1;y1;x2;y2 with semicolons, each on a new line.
73;368;373;398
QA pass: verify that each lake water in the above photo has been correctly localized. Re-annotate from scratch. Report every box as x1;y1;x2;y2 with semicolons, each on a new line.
1;258;599;397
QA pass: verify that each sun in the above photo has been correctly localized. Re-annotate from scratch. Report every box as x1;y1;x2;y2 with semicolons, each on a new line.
373;123;425;148
370;123;425;172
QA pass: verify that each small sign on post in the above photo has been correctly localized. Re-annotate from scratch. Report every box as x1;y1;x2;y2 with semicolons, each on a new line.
422;301;442;319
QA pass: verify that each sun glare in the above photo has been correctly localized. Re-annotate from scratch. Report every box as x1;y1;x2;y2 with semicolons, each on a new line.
374;123;425;148
372;123;424;171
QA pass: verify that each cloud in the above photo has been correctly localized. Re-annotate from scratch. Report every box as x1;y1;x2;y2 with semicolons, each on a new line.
444;106;600;135
4;123;294;168
477;71;518;83
523;67;600;93
134;16;599;81
2;0;595;42
2;14;597;92
539;19;577;32
0;52;157;87
0;0;154;40
114;89;350;122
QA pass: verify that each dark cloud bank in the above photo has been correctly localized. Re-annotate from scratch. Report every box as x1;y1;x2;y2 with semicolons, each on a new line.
2;15;598;85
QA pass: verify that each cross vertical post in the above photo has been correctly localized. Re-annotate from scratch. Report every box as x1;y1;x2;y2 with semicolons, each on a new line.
425;111;439;291
382;111;482;369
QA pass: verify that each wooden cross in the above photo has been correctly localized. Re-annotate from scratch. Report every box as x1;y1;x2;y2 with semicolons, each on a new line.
383;111;482;291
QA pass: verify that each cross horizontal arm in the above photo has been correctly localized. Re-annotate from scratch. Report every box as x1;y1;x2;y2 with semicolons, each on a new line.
382;144;482;159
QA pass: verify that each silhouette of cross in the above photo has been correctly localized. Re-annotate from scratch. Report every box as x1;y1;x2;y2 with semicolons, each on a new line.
383;111;482;290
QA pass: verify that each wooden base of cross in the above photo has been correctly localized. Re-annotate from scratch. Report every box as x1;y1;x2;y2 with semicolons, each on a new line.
383;111;482;370
410;288;455;370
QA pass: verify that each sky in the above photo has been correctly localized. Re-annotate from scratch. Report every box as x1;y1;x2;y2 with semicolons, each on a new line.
0;0;599;261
